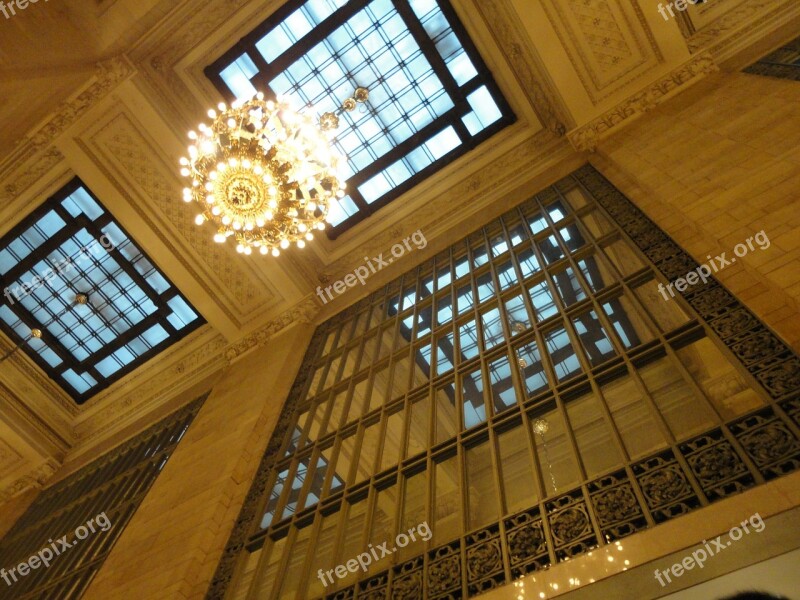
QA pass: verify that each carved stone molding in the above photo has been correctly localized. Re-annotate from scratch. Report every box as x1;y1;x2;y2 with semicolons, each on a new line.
0;147;66;209
0;57;136;185
224;296;320;363
71;328;227;445
476;0;570;133
568;52;719;152
538;0;662;104
0;458;61;503
686;0;799;57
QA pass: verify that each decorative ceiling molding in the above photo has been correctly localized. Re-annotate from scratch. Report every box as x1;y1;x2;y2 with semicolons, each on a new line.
0;57;136;184
568;52;718;152
0;147;65;210
686;0;799;58
224;296;320;364
70;327;226;446
0;458;61;503
537;0;663;104
474;0;570;133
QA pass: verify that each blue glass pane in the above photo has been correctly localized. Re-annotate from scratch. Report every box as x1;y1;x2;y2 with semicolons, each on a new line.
220;54;259;100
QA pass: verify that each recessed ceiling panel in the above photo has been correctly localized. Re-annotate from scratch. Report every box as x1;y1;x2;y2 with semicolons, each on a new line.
0;178;205;404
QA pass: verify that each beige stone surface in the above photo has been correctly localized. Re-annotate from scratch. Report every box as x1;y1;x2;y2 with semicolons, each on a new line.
81;323;314;600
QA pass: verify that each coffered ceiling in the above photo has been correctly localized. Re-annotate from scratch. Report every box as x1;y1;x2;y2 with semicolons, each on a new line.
0;0;796;501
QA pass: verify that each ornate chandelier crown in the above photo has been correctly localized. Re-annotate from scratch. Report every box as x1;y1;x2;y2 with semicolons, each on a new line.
180;90;365;256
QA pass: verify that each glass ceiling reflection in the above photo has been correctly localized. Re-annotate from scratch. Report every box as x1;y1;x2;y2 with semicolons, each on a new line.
0;179;204;404
207;0;514;234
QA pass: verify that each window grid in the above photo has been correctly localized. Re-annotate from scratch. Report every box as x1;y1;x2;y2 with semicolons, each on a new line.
222;170;800;600
0;178;204;403
206;0;515;236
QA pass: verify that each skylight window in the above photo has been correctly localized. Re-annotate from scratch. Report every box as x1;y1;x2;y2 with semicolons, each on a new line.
0;178;204;403
207;0;514;235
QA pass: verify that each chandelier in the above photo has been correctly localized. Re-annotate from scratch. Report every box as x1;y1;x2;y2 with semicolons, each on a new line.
179;89;367;256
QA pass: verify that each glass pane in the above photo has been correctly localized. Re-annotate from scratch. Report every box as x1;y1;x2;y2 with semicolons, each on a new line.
603;240;646;277
328;387;350;431
528;280;558;321
351;376;370;420
572;309;617;366
516;246;541;279
602;375;667;459
565;392;623;478
498;425;538;514
390;353;411;401
675;338;764;419
277;524;312;599
481;306;506;350
437;293;453;326
456;283;474;315
433;455;460;546
538;234;565;265
544;326;582;381
411;343;432;389
576;254;616;293
639;356;717;439
530;404;581;494
466;441;499;530
462;368;486;429
367;484;397;575
370;363;391;410
475;271;495;303
517;340;549;397
602;295;655;350
356;421;380;483
558;223;585;253
333;432;357;489
505;294;531;335
435;384;459;443
339;497;368;578
497;260;519;291
381;411;405;471
581;209;615;239
488;354;516;414
435;330;455;375
416;303;434;339
553;266;587;307
407;395;430;457
306;513;341;599
252;537;286;598
399;470;428;560
458;319;480;361
633;281;692;333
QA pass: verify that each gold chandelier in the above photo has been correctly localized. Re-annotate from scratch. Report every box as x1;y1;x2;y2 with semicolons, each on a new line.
179;90;365;256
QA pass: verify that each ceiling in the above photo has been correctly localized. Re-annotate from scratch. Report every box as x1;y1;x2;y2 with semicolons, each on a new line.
0;0;796;501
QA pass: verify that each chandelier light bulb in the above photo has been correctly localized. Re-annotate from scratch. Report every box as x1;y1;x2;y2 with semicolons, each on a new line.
297;240;306;249
180;168;190;177
194;215;205;225
271;247;280;257
208;109;217;118
221;215;231;225
214;233;226;243
280;239;290;250
188;131;197;140
305;233;314;241
260;246;269;255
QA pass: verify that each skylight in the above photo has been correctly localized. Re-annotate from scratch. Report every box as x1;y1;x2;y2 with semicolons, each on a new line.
206;0;514;235
0;178;204;403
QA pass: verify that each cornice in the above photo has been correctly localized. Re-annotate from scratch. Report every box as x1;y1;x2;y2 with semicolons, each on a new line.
567;52;718;152
0;57;136;185
0;458;61;503
686;0;799;58
224;296;320;364
476;0;570;133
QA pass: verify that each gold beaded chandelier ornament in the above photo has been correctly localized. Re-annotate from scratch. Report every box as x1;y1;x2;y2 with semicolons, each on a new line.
180;89;367;257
